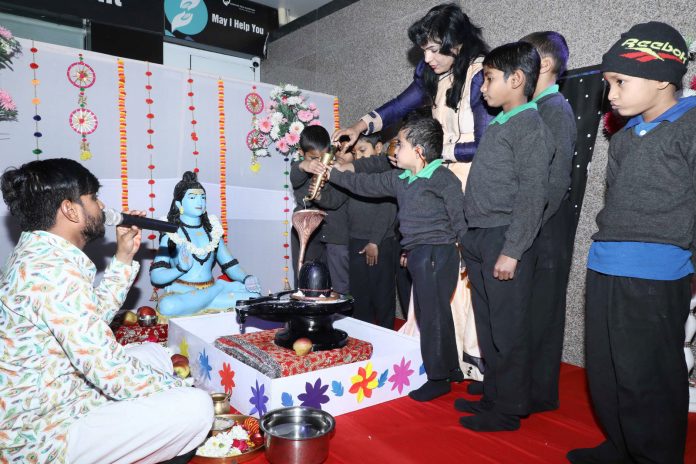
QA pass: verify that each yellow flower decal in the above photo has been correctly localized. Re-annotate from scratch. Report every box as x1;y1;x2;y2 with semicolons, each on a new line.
179;337;189;358
349;361;379;403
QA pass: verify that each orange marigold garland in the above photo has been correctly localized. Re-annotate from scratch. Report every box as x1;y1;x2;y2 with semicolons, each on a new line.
187;71;200;173
217;79;228;241
29;41;42;158
333;97;340;132
145;64;158;244
66;53;97;160
117;58;128;211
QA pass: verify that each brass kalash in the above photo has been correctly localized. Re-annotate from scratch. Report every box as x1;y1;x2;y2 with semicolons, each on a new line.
236;146;353;351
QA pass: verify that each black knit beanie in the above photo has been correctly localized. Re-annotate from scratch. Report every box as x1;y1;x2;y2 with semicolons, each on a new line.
601;21;688;87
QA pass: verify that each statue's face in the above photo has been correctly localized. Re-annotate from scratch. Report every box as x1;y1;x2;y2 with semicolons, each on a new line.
177;188;206;218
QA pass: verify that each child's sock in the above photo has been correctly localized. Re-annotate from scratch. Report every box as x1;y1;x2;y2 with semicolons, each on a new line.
459;411;520;432
453;398;492;414
408;379;450;402
467;381;483;395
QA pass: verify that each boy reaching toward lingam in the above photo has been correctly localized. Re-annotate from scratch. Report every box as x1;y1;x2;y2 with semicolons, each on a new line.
150;171;261;317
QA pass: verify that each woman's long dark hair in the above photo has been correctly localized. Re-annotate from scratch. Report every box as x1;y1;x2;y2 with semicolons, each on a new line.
408;3;489;111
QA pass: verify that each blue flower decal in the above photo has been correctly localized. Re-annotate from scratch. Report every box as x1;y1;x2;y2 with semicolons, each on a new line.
298;378;330;409
331;380;344;397
198;349;212;381
249;380;269;417
281;392;294;407
419;363;426;376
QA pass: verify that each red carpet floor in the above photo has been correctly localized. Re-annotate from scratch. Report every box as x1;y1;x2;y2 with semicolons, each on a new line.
192;363;696;463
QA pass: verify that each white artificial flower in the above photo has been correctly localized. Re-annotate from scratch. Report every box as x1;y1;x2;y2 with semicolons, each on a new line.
290;121;304;134
270;112;284;124
284;84;298;92
270;126;280;140
256;148;268;157
287;96;302;106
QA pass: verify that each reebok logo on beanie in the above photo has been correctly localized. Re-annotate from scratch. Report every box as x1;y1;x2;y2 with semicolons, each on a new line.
620;38;687;64
601;21;688;87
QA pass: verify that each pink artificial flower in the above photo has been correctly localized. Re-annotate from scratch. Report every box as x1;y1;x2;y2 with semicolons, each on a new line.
0;90;16;111
297;110;314;123
276;138;290;153
312;110;320;118
308;103;317;111
285;131;300;146
309;120;322;126
0;26;12;40
258;117;273;133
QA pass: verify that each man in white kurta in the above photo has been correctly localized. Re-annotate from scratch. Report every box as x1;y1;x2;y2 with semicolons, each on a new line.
0;158;213;464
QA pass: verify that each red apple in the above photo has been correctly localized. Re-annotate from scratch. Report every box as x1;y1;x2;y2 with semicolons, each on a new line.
292;337;313;356
137;306;157;317
250;432;264;447
122;310;138;326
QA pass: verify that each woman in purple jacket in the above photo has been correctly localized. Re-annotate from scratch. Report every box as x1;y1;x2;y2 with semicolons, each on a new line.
334;3;493;387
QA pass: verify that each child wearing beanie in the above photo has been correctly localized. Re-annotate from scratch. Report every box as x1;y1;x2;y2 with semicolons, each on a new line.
568;21;695;464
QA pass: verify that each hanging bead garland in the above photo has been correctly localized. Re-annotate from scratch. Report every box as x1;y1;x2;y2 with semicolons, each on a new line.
29;41;42;159
244;85;265;172
145;64;158;244
117;59;128;211
217;79;228;241
66;53;97;160
186;71;200;173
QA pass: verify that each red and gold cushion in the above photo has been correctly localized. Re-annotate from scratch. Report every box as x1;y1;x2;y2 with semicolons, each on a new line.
215;329;372;378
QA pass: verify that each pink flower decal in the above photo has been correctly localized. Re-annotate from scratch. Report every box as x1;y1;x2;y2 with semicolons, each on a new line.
388;357;414;394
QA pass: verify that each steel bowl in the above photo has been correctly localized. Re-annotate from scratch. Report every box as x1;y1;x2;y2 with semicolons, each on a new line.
260;406;335;464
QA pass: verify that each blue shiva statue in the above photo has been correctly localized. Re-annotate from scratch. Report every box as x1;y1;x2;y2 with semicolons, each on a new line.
150;171;261;316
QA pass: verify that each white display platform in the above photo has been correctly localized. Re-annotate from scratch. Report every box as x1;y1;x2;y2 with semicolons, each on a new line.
168;313;426;417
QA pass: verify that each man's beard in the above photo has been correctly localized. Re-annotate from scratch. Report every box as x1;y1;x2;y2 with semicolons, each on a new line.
82;210;106;243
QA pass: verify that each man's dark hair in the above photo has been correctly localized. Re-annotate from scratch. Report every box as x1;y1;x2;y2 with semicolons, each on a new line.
408;3;489;111
299;125;330;153
401;113;443;163
1;158;100;232
0;158;99;232
483;42;540;99
521;31;569;76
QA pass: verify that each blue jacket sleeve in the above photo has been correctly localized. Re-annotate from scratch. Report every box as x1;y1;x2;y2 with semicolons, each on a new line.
453;70;494;162
365;61;429;133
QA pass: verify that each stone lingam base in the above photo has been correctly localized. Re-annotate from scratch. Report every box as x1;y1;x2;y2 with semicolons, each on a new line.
235;290;353;351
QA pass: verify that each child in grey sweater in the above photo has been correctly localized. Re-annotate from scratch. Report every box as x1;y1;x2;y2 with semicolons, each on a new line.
329;114;466;402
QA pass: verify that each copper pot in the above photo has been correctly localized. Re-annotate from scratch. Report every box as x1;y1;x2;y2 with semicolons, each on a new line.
210;392;230;415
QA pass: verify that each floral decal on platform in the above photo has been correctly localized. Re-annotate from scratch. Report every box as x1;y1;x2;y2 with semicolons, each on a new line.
298;378;330;409
219;362;235;394
179;337;189;358
281;392;294;407
349;361;379;403
249;380;269;417
198;349;212;381
252;84;321;160
331;380;344;397
388;357;415;394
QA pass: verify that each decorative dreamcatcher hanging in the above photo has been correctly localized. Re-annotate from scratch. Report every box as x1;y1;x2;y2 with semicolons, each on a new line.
245;86;266;172
66;54;97;160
